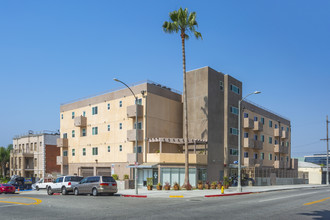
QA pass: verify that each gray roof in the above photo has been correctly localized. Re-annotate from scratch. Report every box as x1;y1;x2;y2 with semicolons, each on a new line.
298;161;321;168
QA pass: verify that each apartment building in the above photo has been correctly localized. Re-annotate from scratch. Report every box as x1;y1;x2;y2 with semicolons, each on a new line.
10;131;60;178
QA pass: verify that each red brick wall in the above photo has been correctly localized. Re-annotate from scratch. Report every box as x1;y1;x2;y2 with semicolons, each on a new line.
45;145;60;174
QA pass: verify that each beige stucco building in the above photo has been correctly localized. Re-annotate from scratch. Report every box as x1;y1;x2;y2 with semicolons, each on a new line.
58;66;293;186
10;132;60;178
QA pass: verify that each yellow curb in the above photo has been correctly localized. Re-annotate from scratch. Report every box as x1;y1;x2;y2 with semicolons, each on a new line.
169;195;184;198
0;196;42;206
304;197;330;206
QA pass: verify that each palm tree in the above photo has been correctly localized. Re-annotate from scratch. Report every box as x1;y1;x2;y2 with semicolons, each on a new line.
163;8;202;188
0;145;11;177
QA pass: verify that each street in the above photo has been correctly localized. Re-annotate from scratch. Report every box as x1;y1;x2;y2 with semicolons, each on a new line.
0;187;329;219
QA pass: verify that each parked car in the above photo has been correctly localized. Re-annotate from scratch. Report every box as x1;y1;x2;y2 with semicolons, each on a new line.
34;178;54;191
47;176;83;195
73;176;117;196
7;176;34;190
0;184;16;194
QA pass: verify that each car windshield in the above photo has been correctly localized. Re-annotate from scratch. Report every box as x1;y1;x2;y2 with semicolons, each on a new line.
65;176;83;182
102;176;115;182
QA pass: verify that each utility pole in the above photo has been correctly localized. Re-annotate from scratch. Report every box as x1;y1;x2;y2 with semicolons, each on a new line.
320;115;329;186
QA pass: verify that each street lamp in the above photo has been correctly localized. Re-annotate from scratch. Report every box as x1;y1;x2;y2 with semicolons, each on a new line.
237;91;261;193
114;78;139;195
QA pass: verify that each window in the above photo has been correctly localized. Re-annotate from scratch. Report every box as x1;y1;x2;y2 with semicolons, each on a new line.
229;149;238;156
82;128;86;137
269;153;272;160
244;152;249;158
254;134;258;140
286;142;289;147
261;153;264;160
281;126;284;131
61;114;63;119
72;112;75;119
119;145;122;152
119;123;122;130
230;84;240;94
135;98;142;105
108;125;110;131
92;127;98;135
261;135;264;142
275;124;278;129
82;148;86;156
83;111;86;117
34;158;37;167
254;116;258;121
63;150;68;156
269;120;272;128
119;101;122;107
92;106;98;115
72;149;75;156
286;156;289;162
274;140;278;145
134;122;142;130
287;127;289;132
275;155;278;161
63;133;67;139
72;130;75;138
108;146;111;152
281;141;284;146
244;132;249;138
134;146;142;153
261;117;265;124
219;81;224;91
254;153;258;159
230;128;238;135
244;113;249;118
269;137;272;144
107;103;110;110
230;106;238;115
92;147;98;155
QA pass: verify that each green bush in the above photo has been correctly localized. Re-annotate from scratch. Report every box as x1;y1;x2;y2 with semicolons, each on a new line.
112;174;119;180
123;174;129;180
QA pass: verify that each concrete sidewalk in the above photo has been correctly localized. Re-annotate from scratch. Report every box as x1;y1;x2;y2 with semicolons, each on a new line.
119;184;329;198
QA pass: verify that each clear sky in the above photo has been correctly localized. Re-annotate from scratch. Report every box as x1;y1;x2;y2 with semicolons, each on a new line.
0;0;329;157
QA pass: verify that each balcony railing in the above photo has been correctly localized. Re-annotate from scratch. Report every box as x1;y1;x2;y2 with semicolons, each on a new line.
56;156;68;165
127;129;143;142
127;153;143;164
254;140;263;150
253;121;263;131
243;118;253;129
57;138;68;147
274;160;287;168
274;128;280;137
74;116;87;127
127;105;143;118
147;153;207;165
243;138;254;149
274;145;288;154
244;158;263;167
281;130;288;139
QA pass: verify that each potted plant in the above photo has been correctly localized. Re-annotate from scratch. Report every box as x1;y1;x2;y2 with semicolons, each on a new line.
123;174;129;180
147;178;153;190
217;180;223;189
204;181;210;189
223;177;230;189
112;174;119;181
184;183;192;190
173;182;180;190
164;182;171;190
157;182;162;190
197;180;203;190
211;181;217;189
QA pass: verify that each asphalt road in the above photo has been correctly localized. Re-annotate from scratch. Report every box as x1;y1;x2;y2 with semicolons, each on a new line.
1;187;329;220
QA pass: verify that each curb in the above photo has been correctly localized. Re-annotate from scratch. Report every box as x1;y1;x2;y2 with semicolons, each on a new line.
122;195;147;198
205;192;252;197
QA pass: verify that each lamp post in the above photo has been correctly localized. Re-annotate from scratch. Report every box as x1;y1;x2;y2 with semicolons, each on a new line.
114;78;139;195
237;91;261;193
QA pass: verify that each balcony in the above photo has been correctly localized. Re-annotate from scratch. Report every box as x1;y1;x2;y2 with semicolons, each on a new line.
253;121;263;131
57;138;68;148
127;105;143;118
147;153;207;165
243;138;254;149
56;156;68;165
274;160;285;168
127;129;143;142
127;153;143;165
274;145;288;154
10;149;33;157
274;128;280;137
254;140;263;150
281;130;288;139
244;158;263;167
243;118;253;129
74;116;87;127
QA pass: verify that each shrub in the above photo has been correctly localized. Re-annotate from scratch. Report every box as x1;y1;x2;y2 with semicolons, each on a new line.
123;174;129;180
112;174;119;180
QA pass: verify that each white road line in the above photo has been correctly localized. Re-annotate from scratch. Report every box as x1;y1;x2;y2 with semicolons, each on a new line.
0;204;23;208
259;191;319;203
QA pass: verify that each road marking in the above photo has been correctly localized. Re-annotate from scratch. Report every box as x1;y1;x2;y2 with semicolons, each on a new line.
304;197;330;206
170;195;184;198
0;196;42;206
259;191;317;202
0;204;23;208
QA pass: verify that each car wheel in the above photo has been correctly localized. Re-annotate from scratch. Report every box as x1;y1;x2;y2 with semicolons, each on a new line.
62;187;67;195
36;186;39;191
47;187;53;195
74;188;79;196
92;188;98;196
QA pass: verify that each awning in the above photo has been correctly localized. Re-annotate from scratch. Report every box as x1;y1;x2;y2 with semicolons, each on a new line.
228;164;247;168
126;163;158;168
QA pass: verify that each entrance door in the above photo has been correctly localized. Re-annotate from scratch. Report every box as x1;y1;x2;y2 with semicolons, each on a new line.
153;169;158;185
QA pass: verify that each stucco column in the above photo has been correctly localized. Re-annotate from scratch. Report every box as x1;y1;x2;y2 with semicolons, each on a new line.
194;140;196;154
159;141;162;153
22;157;26;177
158;165;161;184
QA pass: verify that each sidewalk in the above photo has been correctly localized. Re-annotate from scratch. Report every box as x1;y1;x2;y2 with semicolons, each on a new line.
119;184;329;198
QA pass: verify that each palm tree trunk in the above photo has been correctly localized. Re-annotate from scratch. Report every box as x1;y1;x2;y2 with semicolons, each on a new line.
182;33;189;187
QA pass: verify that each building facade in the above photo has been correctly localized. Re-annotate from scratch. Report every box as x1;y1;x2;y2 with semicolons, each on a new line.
10;132;60;178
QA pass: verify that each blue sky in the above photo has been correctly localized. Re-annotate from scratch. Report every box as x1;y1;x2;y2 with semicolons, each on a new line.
0;0;329;157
